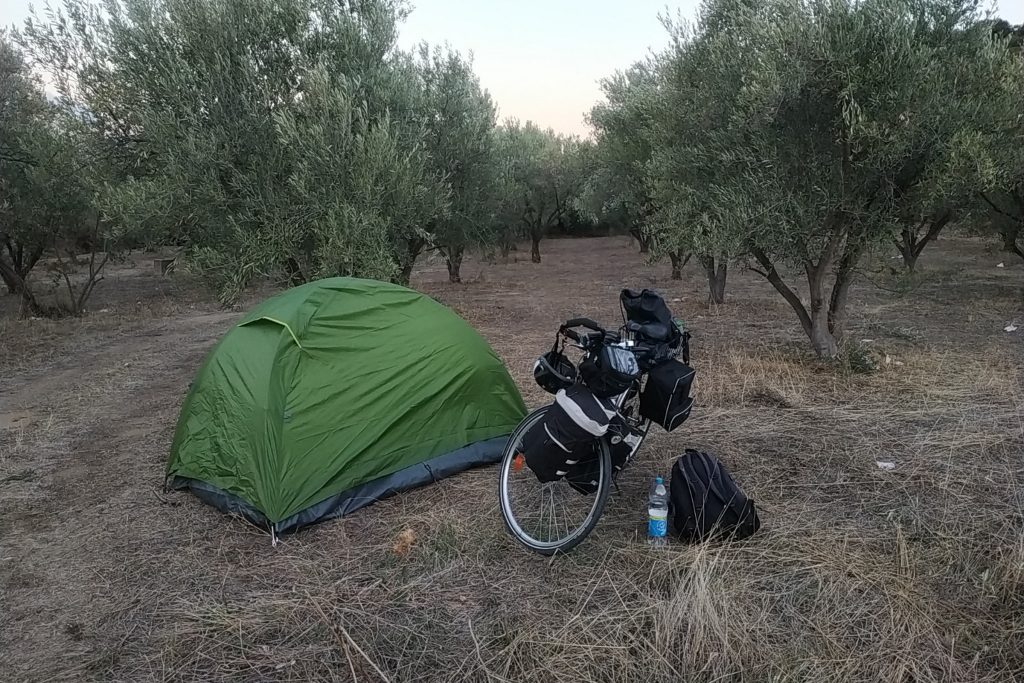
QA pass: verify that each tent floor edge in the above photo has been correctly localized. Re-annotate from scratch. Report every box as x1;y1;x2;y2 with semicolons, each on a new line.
168;476;273;531
168;434;510;536
274;434;510;533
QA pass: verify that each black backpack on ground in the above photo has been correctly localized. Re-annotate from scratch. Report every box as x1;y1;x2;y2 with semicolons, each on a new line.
669;449;761;542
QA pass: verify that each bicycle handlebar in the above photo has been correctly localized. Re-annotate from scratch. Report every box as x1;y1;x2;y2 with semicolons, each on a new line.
559;318;606;344
561;318;605;333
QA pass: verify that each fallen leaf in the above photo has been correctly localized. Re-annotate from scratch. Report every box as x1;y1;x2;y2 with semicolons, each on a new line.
393;528;417;556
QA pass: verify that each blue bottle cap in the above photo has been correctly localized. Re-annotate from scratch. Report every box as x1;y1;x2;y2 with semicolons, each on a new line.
655;476;663;484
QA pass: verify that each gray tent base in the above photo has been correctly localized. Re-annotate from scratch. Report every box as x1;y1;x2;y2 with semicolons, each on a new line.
168;435;509;535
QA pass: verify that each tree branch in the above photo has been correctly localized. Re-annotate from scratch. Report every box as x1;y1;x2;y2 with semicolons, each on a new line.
980;193;1022;222
912;211;952;260
751;246;813;337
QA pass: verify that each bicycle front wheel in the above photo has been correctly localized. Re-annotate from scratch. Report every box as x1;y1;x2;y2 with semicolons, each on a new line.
497;406;613;555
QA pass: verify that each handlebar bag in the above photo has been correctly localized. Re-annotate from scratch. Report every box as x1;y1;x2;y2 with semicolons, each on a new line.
640;359;696;431
523;385;615;484
580;345;640;398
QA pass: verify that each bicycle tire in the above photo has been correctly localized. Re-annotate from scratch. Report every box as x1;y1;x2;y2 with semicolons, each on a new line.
497;406;613;555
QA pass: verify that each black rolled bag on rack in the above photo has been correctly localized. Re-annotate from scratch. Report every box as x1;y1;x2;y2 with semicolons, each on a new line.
620;288;690;366
522;385;616;493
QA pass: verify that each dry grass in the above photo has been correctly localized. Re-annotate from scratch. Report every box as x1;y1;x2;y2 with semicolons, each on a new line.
1;236;1022;682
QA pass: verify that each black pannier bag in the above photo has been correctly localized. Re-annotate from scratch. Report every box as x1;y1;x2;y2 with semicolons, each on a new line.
608;415;644;473
580;345;640;398
568;415;646;495
640;359;695;431
669;449;760;542
564;457;602;495
522;384;616;484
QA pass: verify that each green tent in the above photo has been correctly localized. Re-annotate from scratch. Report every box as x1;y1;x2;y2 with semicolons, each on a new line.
167;277;526;535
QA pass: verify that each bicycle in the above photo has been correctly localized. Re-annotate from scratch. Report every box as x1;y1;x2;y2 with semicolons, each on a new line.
497;316;681;555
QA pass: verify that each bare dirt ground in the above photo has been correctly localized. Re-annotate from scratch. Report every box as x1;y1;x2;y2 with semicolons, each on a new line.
1;237;1022;682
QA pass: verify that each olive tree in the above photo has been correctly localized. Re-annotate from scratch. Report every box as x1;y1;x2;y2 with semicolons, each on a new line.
497;121;584;263
22;0;446;301
584;62;659;257
1;33;125;317
657;0;1016;356
645;12;751;301
0;33;49;299
416;45;500;283
977;20;1024;262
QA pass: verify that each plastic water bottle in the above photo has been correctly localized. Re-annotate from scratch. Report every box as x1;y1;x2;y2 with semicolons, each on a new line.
648;476;669;547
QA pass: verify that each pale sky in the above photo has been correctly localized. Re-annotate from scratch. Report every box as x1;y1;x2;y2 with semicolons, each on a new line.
3;0;1023;135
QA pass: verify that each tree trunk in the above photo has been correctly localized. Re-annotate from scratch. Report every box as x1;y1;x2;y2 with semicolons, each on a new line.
2;242;43;294
827;241;865;343
530;231;542;263
397;237;426;286
700;255;727;304
751;246;839;359
668;250;690;280
445;246;464;283
0;255;48;317
807;269;839;359
0;255;26;301
896;227;919;272
1001;223;1023;261
630;229;650;254
896;212;951;272
0;263;20;294
399;261;416;286
980;192;1023;260
809;309;839;359
284;257;306;287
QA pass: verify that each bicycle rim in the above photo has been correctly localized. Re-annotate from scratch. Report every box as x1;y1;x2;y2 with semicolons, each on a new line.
497;406;612;555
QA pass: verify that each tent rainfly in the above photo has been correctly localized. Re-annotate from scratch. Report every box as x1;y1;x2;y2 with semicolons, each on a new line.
167;277;526;536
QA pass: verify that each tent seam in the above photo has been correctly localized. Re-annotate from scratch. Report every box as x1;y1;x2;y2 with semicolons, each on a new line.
248;316;304;350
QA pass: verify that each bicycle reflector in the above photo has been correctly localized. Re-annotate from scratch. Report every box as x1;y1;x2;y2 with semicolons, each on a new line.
533;350;577;394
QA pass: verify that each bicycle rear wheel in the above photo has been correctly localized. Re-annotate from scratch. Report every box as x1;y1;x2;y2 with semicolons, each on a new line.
497;406;612;555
